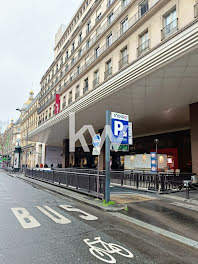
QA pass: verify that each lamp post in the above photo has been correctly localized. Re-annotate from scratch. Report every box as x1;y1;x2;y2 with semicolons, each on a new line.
16;108;28;169
154;139;159;172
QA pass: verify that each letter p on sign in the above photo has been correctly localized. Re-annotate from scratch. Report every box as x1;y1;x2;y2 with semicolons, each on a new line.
114;121;124;136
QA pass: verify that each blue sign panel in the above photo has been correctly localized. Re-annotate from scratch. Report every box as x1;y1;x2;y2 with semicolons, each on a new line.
93;134;101;147
151;152;157;173
111;118;129;144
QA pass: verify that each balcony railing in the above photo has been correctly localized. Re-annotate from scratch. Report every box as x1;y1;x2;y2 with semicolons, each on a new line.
119;55;128;69
83;86;89;94
137;39;150;56
161;19;178;40
93;77;99;88
75;91;80;100
195;3;198;18
104;67;112;79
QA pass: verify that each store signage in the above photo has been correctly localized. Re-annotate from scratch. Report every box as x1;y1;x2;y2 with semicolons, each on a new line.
55;94;60;115
111;112;129;144
151;152;157;172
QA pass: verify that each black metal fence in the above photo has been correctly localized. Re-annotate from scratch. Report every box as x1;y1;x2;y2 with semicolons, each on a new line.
110;171;195;192
25;169;105;199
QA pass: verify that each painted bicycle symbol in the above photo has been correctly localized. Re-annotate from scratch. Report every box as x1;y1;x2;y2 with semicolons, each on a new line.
83;237;133;263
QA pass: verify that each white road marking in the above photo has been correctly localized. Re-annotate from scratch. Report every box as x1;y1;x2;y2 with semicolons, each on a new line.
36;206;71;224
59;205;98;221
11;208;41;229
84;237;133;263
171;202;198;212
110;212;198;249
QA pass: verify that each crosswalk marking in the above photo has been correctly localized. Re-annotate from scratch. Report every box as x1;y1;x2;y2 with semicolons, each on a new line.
11;208;41;229
36;206;71;224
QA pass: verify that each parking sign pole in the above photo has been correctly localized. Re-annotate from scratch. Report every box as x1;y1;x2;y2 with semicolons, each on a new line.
105;110;111;203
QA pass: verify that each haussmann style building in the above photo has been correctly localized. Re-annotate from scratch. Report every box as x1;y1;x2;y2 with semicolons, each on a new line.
28;0;198;174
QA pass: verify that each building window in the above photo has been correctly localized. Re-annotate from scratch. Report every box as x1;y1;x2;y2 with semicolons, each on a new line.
162;9;177;39
87;39;90;49
66;50;69;59
107;0;114;8
122;0;129;9
105;60;112;79
138;31;149;55
119;47;128;69
77;65;80;75
121;17;128;34
95;46;100;58
93;70;99;87
75;85;80;100
78;49;82;58
108;13;114;25
87;21;91;34
62;96;66;109
96;11;102;23
68;91;73;105
139;0;149;17
71;57;74;66
72;42;75;53
106;33;112;47
83;78;89;94
79;32;82;44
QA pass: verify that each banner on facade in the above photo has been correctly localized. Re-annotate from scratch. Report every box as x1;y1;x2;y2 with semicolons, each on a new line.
55;94;60;115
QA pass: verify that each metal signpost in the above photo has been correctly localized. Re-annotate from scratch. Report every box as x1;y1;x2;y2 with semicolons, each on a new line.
105;110;111;204
92;134;101;199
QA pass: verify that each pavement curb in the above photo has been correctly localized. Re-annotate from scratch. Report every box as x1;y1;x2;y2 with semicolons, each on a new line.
11;173;126;212
161;194;198;205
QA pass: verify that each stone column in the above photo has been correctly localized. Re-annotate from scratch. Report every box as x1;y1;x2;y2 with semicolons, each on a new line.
63;139;69;168
190;103;198;175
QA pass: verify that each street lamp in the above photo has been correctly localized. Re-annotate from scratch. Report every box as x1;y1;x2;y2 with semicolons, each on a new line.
154;139;159;172
16;108;28;169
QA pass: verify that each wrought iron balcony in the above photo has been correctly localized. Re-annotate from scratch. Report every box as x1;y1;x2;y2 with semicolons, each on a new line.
83;86;89;94
93;77;99;88
119;55;128;69
75;91;80;100
68;97;72;105
161;19;178;40
137;39;150;56
104;67;112;79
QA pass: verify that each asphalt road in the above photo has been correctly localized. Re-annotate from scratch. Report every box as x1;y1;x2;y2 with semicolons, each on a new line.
0;170;198;264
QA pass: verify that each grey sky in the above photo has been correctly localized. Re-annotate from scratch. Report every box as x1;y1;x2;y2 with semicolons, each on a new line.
0;0;82;132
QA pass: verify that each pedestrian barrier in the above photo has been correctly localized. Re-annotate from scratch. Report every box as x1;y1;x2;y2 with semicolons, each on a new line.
25;169;105;199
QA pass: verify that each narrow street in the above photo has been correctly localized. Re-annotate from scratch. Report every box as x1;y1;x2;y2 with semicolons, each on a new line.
0;170;197;264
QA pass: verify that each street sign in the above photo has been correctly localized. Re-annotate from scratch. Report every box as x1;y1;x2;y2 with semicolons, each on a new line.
111;112;129;144
111;144;129;152
151;152;157;172
93;134;101;147
92;147;101;156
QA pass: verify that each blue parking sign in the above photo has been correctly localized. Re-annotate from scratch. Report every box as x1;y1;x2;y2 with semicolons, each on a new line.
111;112;129;144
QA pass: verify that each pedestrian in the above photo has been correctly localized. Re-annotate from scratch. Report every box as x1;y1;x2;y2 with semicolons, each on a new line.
40;163;43;168
44;164;48;168
36;164;39;168
51;164;53;168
